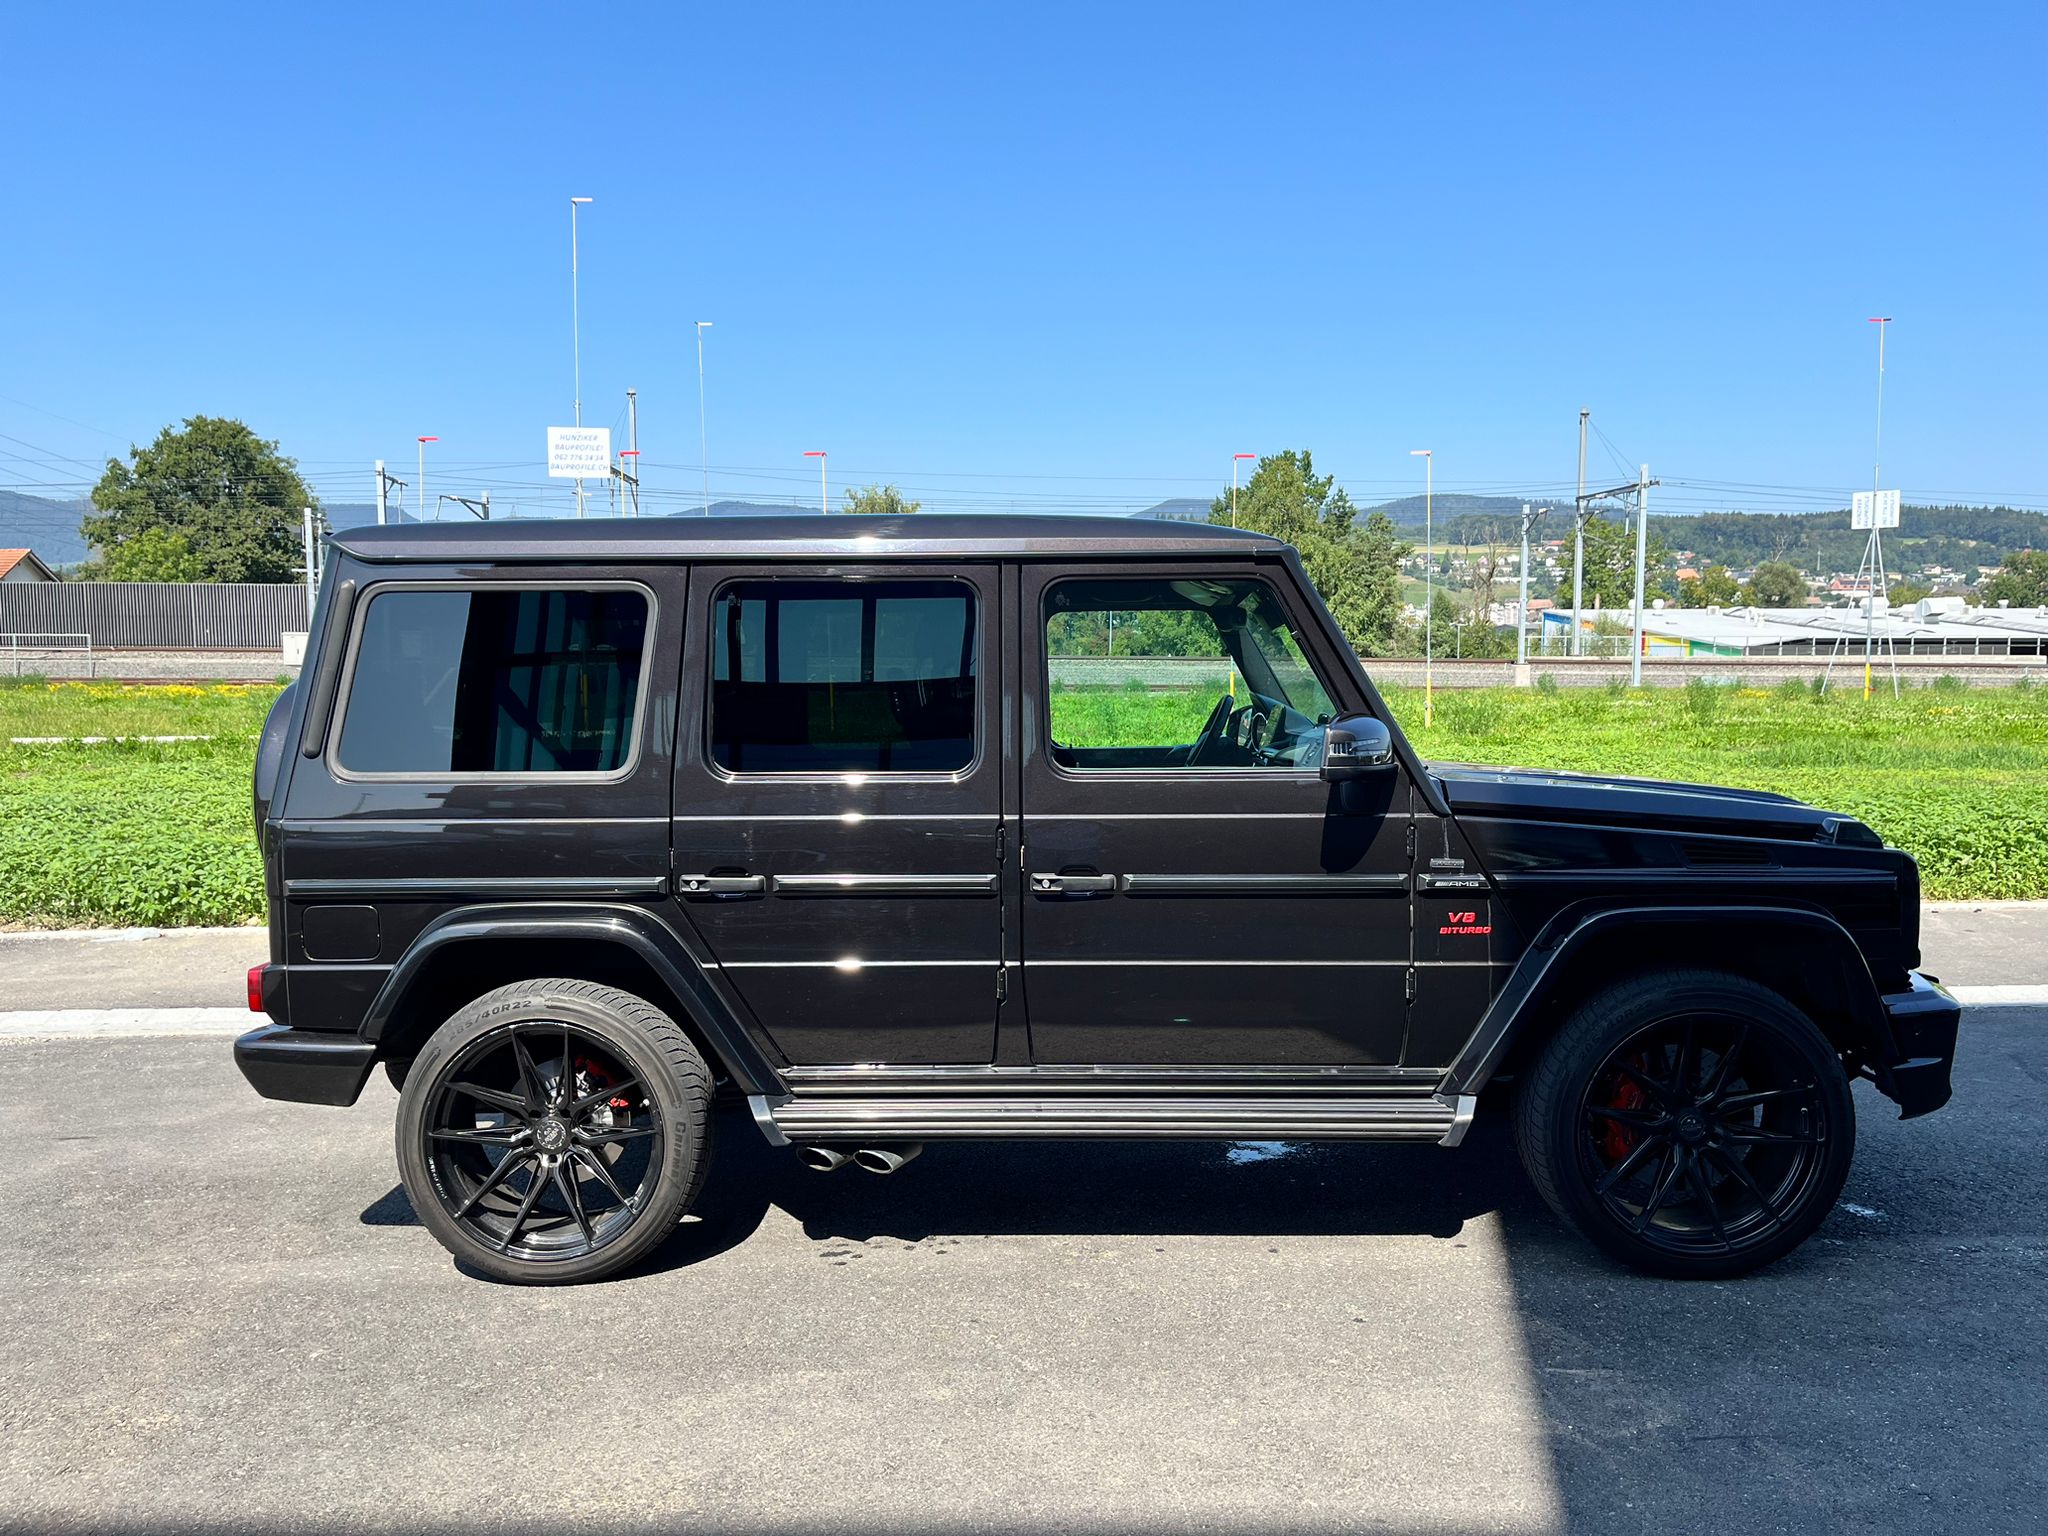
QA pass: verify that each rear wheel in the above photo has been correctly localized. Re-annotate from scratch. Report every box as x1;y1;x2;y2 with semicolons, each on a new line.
1515;970;1854;1279
395;979;711;1284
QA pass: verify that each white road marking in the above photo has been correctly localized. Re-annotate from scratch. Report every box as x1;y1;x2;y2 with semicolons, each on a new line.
1950;985;2048;1007
0;1008;251;1039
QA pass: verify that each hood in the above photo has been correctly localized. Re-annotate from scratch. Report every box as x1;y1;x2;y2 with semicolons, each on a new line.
1429;761;1875;844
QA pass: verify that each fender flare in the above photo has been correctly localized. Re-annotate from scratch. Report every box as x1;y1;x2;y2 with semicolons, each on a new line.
1439;901;1897;1098
359;902;786;1097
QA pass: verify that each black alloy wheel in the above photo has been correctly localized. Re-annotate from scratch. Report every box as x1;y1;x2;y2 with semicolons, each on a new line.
395;980;710;1284
1517;970;1855;1279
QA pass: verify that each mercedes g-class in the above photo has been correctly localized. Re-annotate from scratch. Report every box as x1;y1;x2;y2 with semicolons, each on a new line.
236;515;1960;1283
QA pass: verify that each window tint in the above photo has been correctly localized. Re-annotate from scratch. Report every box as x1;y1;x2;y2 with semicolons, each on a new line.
712;580;976;773
336;587;647;775
1045;578;1337;770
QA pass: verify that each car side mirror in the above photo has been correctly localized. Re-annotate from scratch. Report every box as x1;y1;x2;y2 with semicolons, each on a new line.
1319;713;1395;782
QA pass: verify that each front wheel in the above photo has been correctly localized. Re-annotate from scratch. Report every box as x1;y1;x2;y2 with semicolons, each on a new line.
1515;970;1855;1280
395;980;711;1284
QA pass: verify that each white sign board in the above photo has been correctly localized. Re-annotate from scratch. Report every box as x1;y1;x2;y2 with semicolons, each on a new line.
1851;489;1901;530
546;425;612;479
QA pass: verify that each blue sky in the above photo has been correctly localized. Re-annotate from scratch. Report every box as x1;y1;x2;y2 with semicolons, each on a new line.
4;2;2044;520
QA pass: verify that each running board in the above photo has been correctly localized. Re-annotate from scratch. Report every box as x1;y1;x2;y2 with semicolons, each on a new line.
758;1093;1478;1147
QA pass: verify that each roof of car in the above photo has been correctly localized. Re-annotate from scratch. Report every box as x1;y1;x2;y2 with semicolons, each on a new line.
331;513;1288;564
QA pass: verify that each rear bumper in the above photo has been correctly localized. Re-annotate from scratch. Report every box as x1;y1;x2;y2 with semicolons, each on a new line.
1878;971;1961;1119
234;1025;377;1107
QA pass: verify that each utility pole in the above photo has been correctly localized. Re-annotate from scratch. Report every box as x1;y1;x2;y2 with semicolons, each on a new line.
1572;408;1589;657
416;436;437;521
437;491;492;520
374;462;406;525
804;450;827;514
1516;503;1544;683
570;196;594;517
1409;449;1434;729
626;388;640;517
1867;316;1890;700
1231;453;1255;528
695;321;713;514
1630;465;1650;687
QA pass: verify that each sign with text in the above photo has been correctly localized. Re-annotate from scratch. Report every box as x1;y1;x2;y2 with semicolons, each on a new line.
1851;489;1901;530
546;426;612;479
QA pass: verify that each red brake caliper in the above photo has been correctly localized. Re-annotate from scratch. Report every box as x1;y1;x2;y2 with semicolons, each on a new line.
1599;1059;1649;1164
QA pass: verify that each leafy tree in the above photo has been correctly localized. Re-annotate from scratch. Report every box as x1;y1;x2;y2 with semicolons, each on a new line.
85;416;314;583
1979;550;2048;607
1347;509;1411;657
1557;514;1667;611
1209;450;1379;648
1677;564;1742;607
1888;580;1933;607
1746;560;1809;608
92;525;204;583
841;483;921;516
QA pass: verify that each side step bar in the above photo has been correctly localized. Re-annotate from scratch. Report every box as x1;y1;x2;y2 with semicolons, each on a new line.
756;1093;1479;1148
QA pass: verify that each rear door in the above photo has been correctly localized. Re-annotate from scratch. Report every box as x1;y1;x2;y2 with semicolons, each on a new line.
1016;561;1414;1068
669;562;1004;1066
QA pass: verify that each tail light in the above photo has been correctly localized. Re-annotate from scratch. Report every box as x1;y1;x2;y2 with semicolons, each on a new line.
247;965;268;1013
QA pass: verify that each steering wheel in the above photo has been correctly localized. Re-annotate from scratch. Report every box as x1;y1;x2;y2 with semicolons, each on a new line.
1186;691;1238;767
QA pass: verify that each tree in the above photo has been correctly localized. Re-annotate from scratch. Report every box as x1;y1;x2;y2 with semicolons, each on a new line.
92;525;204;583
841;484;921;516
1888;579;1933;607
1557;514;1667;611
1347;509;1411;657
1677;564;1742;607
85;416;314;582
1209;450;1378;647
1979;550;2048;607
1745;560;1809;608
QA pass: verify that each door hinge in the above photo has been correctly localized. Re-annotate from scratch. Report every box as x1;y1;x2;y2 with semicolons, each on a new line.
997;824;1007;864
996;966;1009;1002
1405;967;1417;1002
1404;821;1417;859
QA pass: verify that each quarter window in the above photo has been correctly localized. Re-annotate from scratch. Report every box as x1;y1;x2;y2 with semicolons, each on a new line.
1044;578;1338;770
335;587;648;775
711;580;976;773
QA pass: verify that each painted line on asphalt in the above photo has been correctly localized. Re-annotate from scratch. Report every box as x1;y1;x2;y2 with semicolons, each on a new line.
0;987;2041;1045
0;1008;251;1039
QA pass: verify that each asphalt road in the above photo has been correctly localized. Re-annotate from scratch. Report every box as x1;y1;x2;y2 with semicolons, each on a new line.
1;916;2043;1534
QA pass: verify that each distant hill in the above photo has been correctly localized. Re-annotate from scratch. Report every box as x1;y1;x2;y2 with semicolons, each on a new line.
0;490;90;567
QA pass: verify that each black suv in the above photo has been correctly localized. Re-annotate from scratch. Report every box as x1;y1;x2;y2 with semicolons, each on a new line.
237;515;1960;1283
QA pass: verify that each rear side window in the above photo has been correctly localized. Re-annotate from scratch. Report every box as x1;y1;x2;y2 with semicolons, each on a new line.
711;580;976;773
335;586;649;775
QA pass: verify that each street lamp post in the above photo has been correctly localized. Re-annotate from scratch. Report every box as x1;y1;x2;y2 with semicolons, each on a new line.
695;321;714;514
1409;449;1433;729
569;196;594;517
1231;453;1255;528
416;436;438;521
804;450;827;514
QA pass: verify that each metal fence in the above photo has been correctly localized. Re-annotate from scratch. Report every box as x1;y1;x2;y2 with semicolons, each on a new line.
1;633;91;677
0;583;304;650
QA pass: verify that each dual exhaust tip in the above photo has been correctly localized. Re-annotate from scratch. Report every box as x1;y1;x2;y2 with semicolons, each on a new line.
798;1143;922;1176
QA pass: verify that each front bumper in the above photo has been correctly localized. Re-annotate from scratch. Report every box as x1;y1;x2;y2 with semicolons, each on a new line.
234;1025;378;1107
1878;971;1961;1119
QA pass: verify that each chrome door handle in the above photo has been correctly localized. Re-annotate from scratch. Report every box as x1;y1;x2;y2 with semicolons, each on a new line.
1030;872;1117;897
675;874;768;898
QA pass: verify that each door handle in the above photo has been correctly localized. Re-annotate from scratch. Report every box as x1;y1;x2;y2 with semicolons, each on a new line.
1030;871;1117;897
675;873;768;898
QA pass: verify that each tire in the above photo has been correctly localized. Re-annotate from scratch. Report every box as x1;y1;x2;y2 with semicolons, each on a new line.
395;979;712;1284
1514;969;1855;1280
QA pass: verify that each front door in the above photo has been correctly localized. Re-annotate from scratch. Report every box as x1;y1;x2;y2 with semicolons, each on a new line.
1017;563;1413;1067
671;562;1004;1066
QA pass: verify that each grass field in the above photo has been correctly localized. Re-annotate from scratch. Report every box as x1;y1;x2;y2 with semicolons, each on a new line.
1;677;2043;928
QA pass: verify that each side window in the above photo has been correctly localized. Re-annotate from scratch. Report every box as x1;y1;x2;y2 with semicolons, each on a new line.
1045;577;1338;771
711;580;976;773
335;586;649;776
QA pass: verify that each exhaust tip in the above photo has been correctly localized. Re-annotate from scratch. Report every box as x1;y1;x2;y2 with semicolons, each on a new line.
852;1143;923;1175
797;1145;852;1173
